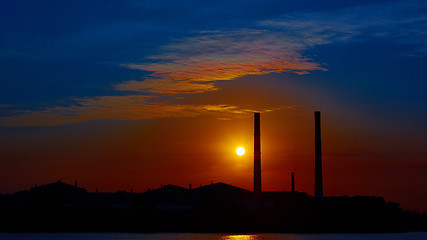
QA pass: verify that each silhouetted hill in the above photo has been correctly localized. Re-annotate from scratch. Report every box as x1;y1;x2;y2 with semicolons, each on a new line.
0;180;426;233
193;182;251;195
30;180;86;194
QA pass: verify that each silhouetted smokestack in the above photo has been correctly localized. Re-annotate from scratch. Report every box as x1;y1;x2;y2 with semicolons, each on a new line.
314;111;323;198
254;112;261;193
291;172;295;192
189;184;192;190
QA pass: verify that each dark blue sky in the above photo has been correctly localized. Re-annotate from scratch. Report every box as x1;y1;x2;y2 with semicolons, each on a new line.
1;0;426;123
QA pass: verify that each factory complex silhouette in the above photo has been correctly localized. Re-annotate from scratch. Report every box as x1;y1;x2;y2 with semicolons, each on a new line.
1;112;426;233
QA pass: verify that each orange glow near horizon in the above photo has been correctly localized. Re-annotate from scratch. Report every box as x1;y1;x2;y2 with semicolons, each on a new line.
1;108;426;212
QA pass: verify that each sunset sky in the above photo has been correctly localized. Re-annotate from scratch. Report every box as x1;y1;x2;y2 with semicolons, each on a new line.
0;0;426;212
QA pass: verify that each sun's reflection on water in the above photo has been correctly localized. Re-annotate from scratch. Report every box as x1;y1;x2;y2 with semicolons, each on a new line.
220;235;264;240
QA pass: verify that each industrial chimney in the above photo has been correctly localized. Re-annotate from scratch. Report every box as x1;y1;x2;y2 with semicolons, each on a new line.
254;112;261;193
291;172;295;192
314;111;323;198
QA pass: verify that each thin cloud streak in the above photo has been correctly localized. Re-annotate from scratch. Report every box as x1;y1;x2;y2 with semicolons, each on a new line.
1;0;426;126
0;95;286;127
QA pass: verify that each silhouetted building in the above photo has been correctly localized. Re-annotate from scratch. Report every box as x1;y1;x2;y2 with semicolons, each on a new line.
91;191;133;210
142;184;192;210
254;112;261;193
314;111;323;198
2;179;427;233
29;180;87;208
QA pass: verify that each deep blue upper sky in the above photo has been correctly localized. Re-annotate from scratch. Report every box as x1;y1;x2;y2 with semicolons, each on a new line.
0;0;426;140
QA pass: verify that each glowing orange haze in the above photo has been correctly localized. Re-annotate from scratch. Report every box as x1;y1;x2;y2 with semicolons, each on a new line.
1;106;425;212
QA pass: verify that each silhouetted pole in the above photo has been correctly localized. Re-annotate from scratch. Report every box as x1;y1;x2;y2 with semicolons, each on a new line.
291;172;295;192
314;111;323;198
254;112;262;193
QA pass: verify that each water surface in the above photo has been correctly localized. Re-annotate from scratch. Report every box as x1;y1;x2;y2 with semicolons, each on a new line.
0;233;425;240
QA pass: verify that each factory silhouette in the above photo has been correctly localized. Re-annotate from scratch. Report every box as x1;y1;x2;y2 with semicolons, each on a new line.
0;112;426;233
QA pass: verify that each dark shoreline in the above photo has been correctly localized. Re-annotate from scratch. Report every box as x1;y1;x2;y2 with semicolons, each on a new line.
2;182;426;233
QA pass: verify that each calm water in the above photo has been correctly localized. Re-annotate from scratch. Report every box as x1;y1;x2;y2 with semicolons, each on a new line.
0;233;425;240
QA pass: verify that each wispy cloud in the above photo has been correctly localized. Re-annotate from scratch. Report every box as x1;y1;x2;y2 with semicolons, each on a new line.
117;1;427;96
1;0;426;126
0;95;286;127
116;30;326;94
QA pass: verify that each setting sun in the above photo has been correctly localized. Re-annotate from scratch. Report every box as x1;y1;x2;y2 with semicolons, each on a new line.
236;147;245;156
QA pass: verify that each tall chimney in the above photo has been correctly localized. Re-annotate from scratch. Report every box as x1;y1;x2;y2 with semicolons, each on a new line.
254;112;261;193
314;111;323;198
291;172;295;192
